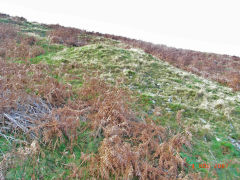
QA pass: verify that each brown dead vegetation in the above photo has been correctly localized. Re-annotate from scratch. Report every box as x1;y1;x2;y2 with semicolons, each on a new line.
74;79;193;179
0;57;194;179
47;25;89;47
0;19;200;179
0;23;44;61
47;24;240;91
92;33;240;91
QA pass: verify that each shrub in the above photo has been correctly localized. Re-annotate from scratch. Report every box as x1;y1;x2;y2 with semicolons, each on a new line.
48;26;87;47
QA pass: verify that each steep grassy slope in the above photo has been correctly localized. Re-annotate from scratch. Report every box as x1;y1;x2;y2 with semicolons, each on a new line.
0;14;239;179
34;43;240;178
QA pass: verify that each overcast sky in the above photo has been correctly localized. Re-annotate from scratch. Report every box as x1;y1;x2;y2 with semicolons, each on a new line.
1;0;240;56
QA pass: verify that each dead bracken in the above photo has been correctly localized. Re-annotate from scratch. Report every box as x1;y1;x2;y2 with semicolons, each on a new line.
0;13;239;179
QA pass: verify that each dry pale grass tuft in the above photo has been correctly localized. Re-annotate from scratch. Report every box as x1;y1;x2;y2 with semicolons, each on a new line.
0;153;11;180
0;140;40;179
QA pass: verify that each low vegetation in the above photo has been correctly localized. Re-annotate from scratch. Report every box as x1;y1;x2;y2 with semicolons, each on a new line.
0;13;239;179
88;31;240;91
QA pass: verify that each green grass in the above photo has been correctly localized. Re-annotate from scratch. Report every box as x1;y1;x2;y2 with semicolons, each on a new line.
3;122;103;179
32;42;239;179
1;21;240;179
0;17;48;37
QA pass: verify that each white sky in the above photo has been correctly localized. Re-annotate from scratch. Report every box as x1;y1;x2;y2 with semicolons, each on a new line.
1;0;240;56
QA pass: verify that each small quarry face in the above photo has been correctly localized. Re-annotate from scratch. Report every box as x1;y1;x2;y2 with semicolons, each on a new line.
0;14;239;179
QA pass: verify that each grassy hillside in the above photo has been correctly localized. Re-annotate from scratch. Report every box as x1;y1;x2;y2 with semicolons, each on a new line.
0;13;239;179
